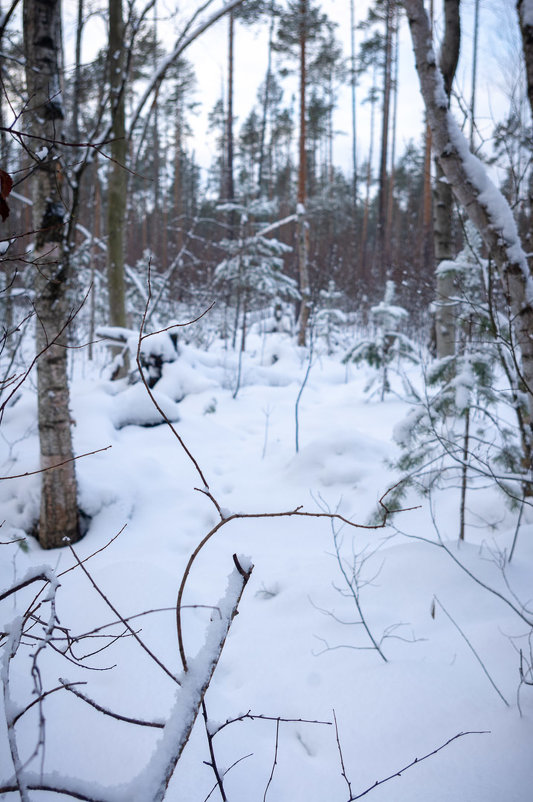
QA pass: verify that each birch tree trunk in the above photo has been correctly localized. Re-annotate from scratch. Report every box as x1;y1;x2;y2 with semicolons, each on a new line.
433;0;460;358
23;0;80;548
517;0;533;266
403;0;533;437
518;0;533;117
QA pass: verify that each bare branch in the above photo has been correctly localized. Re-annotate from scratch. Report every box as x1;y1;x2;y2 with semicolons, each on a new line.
348;731;490;800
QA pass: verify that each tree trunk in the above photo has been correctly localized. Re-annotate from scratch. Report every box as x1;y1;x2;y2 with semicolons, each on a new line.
107;0;128;342
23;0;80;548
517;0;533;268
404;0;533;436
518;0;533;118
374;0;394;283
386;26;399;273
433;0;460;359
359;72;377;291
469;0;480;148
174;106;184;256
226;9;235;204
258;7;275;196
297;0;311;347
72;0;84;143
350;0;358;209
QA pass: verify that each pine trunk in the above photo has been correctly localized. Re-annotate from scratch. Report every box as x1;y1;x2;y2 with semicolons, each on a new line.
107;0;128;334
374;0;394;282
297;0;311;347
258;10;275;196
226;10;235;204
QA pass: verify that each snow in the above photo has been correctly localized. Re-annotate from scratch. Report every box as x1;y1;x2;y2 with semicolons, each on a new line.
110;383;181;429
445;113;531;286
1;331;532;801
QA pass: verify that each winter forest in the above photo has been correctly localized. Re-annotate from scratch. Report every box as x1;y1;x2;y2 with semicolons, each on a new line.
1;0;533;799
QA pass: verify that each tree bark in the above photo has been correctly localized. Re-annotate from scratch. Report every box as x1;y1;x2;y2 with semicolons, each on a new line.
403;0;533;436
469;0;480;148
107;0;128;339
258;7;275;196
518;0;533;117
23;0;80;548
297;0;311;347
350;0;358;209
72;0;84;143
374;0;394;282
226;9;235;204
517;0;533;267
433;0;460;359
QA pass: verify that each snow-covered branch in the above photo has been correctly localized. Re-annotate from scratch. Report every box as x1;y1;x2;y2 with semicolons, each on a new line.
124;558;253;802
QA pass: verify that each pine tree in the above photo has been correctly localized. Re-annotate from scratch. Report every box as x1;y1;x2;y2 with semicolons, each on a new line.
392;225;527;539
214;200;299;351
343;280;418;400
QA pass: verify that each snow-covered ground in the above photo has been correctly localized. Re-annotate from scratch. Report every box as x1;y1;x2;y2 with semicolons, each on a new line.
1;330;532;801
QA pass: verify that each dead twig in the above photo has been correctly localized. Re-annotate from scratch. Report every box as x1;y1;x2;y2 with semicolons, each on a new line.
263;717;280;802
347;731;490;800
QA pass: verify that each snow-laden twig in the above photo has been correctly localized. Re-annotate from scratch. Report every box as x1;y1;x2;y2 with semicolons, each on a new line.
125;559;253;802
2;616;30;801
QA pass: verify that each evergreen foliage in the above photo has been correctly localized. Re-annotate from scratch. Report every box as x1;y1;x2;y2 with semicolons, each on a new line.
214;202;299;307
389;226;529;534
344;280;418;400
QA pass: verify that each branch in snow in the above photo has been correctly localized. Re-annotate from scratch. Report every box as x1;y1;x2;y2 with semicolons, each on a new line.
125;560;253;802
347;730;490;800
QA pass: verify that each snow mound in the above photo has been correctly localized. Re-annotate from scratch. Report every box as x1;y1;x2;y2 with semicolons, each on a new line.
287;432;389;488
110;383;180;429
155;352;219;401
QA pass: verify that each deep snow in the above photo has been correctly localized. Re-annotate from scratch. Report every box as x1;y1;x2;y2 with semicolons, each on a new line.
1;330;532;801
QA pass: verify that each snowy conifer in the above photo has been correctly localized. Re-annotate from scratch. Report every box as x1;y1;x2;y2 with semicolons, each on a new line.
391;224;528;538
315;280;347;354
343;280;418;400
